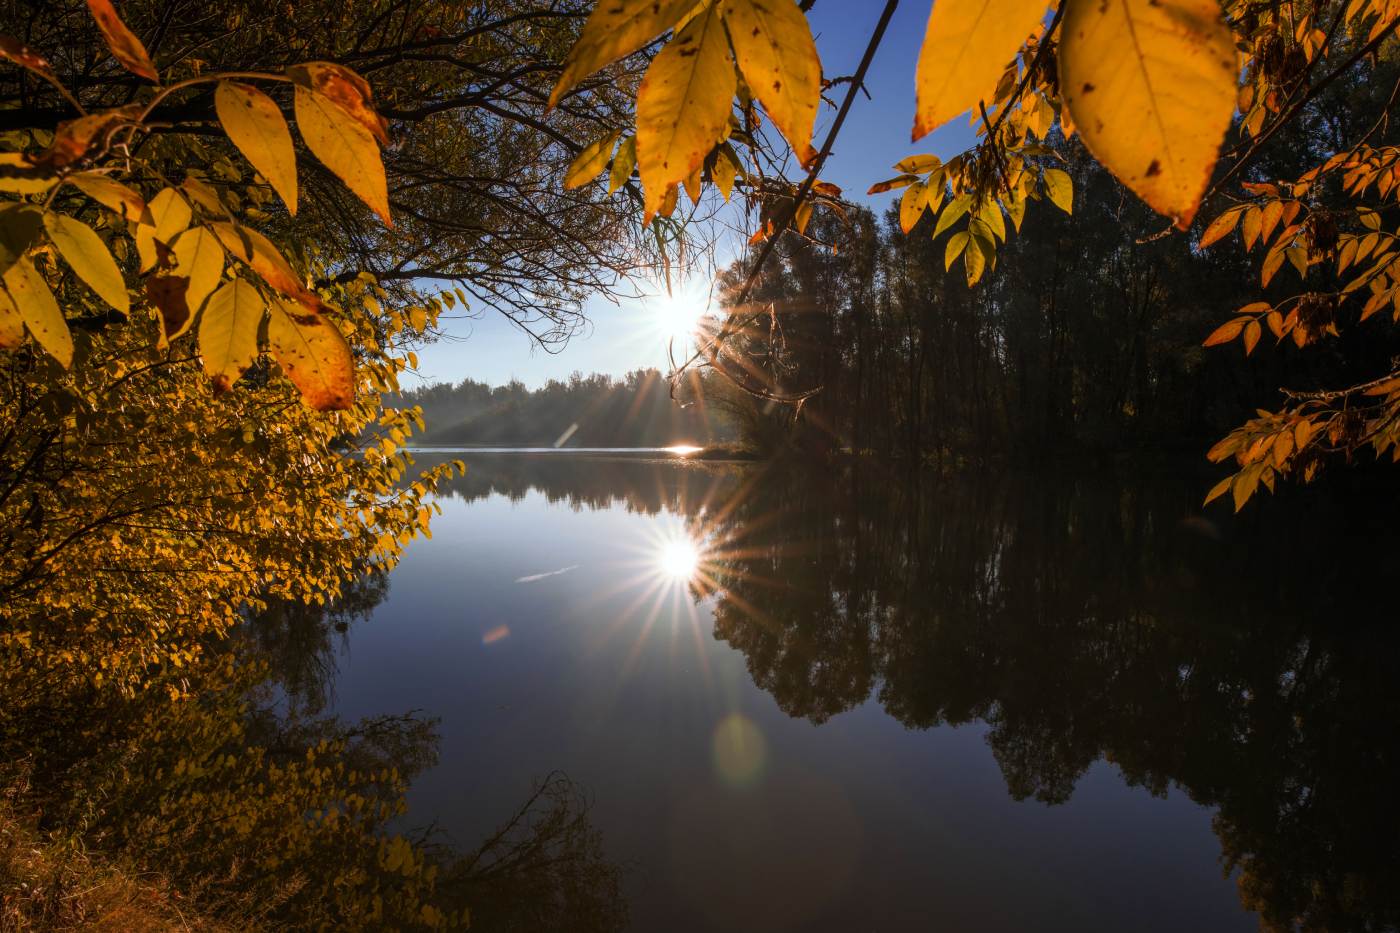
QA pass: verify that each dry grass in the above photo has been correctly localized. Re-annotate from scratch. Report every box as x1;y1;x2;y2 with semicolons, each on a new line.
0;806;233;933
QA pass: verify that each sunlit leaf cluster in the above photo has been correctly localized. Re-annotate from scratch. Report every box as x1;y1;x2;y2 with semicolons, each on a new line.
0;5;394;410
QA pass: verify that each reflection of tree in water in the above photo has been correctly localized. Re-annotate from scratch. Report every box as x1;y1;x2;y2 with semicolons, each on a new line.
421;451;743;517
696;460;1400;932
1;568;628;932
244;567;390;713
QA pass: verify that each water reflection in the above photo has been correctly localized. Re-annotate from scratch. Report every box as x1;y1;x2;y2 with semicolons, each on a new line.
417;452;1400;931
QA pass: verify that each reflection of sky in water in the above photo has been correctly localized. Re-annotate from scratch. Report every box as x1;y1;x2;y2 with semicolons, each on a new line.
330;472;1252;932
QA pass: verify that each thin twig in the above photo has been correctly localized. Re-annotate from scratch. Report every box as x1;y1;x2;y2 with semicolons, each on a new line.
672;0;901;401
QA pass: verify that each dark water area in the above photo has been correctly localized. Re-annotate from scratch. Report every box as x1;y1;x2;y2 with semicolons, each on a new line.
321;451;1400;932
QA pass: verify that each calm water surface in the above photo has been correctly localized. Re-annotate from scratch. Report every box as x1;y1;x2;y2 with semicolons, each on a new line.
330;452;1400;932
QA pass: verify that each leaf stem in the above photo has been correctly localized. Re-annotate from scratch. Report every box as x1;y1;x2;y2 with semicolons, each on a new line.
137;71;290;123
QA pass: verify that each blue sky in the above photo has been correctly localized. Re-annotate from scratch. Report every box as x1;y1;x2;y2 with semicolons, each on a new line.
407;1;978;389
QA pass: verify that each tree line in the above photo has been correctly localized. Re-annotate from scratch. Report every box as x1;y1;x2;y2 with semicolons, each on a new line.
395;368;737;447
692;41;1400;469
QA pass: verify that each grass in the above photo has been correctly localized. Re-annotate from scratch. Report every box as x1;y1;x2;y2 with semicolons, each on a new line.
0;802;230;932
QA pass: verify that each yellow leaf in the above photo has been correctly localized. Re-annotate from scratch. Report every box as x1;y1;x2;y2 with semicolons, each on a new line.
867;174;921;195
635;1;735;222
86;0;157;82
198;278;264;394
1241;206;1262;251
794;199;813;235
147;275;193;346
978;200;1006;241
1232;467;1258;511
207;221;322;313
181;176;224;214
912;0;1048;139
609;136;637;195
1202;475;1231;505
1198;206;1241;248
683;163;703;203
895;154;942;174
0;153;57;195
933;193;971;238
945;231;969;269
170;227;225;323
2;257;72;366
267;298;355;411
215;81;298;214
658;182;680;218
1043;168;1072;214
548;0;695;109
721;0;821;167
565;130;621;190
1005;190;1026;231
0;283;25;348
1059;0;1237;228
43;212;128;312
70;172;148;222
294;85;391;225
286;62;388;144
710;142;739;201
964;234;987;284
135;188;192;273
900;181;929;233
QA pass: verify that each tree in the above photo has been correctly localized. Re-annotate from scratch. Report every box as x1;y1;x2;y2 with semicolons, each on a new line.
549;0;1400;504
0;3;644;926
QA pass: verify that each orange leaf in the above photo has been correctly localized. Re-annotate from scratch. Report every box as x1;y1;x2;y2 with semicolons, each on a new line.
0;35;57;82
30;108;140;172
1198;207;1241;248
206;222;324;313
1203;317;1246;347
86;0;157;82
1243;320;1261;354
287;62;388;144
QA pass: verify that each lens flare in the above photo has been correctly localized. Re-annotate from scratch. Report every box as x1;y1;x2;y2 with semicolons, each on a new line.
712;713;767;787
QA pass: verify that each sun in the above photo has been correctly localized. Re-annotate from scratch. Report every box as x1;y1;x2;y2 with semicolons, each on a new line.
657;536;703;583
648;286;711;345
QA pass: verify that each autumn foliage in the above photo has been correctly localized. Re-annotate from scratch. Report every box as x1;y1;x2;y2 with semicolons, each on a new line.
549;0;1400;507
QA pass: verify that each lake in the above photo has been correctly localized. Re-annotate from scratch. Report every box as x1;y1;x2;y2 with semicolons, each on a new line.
328;451;1400;931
